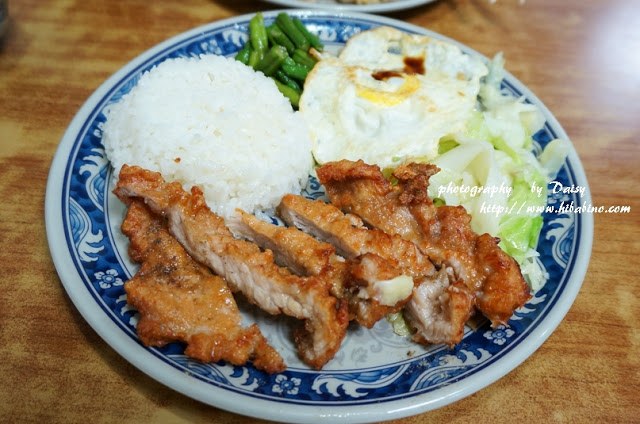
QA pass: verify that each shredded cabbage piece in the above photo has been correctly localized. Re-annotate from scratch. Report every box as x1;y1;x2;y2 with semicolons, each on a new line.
387;311;413;337
386;53;570;334
426;53;569;291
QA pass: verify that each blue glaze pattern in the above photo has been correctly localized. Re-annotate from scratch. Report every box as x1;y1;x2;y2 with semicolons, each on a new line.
51;12;588;417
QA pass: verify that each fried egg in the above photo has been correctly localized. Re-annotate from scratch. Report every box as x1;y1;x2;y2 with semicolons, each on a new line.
299;26;488;169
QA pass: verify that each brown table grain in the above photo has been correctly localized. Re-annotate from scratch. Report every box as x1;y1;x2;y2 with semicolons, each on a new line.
1;0;639;422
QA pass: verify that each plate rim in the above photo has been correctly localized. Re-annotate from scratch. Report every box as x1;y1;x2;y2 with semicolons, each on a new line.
261;0;438;13
45;9;593;423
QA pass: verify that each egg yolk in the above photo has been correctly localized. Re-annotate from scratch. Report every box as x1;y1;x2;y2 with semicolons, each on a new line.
355;74;420;107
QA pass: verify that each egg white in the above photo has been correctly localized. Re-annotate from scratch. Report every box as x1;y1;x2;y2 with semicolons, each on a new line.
299;26;488;169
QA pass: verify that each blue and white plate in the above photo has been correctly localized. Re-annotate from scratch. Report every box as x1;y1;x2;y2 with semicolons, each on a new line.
45;10;592;424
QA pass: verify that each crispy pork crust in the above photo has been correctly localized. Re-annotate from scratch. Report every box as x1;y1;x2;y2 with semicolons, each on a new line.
316;159;431;243
277;194;435;277
227;209;341;284
230;208;413;328
317;159;531;328
113;156;531;368
121;201;285;373
114;165;348;370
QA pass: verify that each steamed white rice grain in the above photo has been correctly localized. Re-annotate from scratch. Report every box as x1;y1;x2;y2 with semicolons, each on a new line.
102;54;313;218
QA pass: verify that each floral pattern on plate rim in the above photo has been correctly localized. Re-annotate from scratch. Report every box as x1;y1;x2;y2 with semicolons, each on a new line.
55;13;584;407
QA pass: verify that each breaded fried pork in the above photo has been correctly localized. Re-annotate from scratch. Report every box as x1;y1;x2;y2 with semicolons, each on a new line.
115;165;348;370
228;208;415;328
317;159;531;337
122;200;285;373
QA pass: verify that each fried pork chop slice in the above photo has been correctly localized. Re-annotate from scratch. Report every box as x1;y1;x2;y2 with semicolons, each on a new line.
114;165;348;370
228;209;411;328
121;201;285;373
277;194;434;278
394;162;531;325
346;252;415;328
474;232;533;324
278;194;470;334
405;270;475;346
315;160;429;244
317;159;531;328
227;209;349;299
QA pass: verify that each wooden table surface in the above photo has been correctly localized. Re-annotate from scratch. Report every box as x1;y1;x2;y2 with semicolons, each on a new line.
1;0;638;422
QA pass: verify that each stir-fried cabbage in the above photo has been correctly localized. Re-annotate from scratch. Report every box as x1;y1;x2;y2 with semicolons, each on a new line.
428;54;569;291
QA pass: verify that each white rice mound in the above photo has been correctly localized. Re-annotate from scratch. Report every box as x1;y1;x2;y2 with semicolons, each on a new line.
103;54;313;218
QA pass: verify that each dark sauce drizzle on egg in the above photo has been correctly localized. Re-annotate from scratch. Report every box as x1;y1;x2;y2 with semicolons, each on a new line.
371;56;425;81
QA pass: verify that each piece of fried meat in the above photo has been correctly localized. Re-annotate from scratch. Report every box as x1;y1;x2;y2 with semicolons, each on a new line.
121;200;285;373
228;208;414;328
114;165;349;370
317;159;531;328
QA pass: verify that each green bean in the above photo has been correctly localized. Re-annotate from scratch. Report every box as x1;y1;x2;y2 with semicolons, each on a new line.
249;13;268;57
281;57;311;81
292;48;317;68
292;18;324;51
256;45;289;77
248;49;262;69
267;25;296;55
235;43;251;65
275;13;310;51
274;80;301;108
235;12;322;107
275;70;302;93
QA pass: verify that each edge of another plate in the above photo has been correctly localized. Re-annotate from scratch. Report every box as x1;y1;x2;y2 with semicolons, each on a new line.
261;0;437;13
